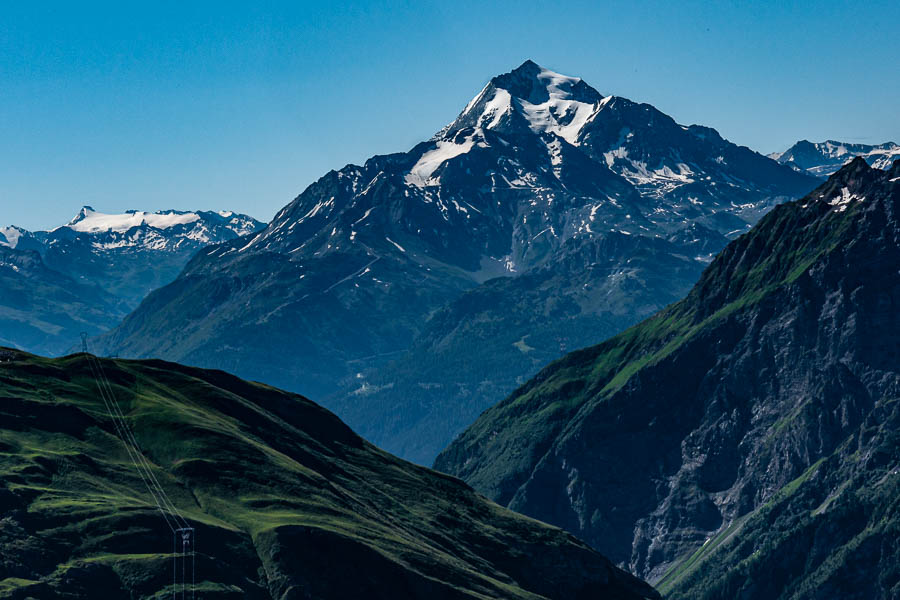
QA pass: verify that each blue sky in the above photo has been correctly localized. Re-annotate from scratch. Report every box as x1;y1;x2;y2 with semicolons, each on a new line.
2;0;898;230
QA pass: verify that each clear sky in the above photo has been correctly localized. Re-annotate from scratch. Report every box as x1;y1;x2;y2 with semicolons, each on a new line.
2;0;898;230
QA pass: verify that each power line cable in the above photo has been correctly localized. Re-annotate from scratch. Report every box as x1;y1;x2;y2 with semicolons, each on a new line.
89;353;196;596
84;354;178;532
80;335;196;597
92;355;197;597
91;355;189;528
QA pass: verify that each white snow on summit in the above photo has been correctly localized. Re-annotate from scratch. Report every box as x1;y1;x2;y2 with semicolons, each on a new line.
869;147;900;170
406;63;605;189
517;67;599;145
64;207;201;233
810;141;900;168
455;65;603;145
774;140;900;177
0;226;25;249
2;207;262;256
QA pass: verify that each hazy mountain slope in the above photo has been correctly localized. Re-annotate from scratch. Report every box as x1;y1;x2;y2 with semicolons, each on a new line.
771;139;900;178
436;158;900;598
0;246;122;355
0;208;263;356
99;60;816;462
329;231;712;464
0;349;658;600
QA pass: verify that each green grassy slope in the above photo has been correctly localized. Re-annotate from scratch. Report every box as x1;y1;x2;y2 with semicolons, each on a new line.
435;168;864;504
0;350;657;600
659;430;900;600
435;158;900;598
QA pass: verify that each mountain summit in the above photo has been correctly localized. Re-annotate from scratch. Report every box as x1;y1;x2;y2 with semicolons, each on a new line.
438;60;605;147
771;139;900;177
98;61;817;464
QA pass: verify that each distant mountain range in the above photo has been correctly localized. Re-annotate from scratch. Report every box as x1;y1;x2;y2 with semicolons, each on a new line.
770;139;900;177
0;207;263;355
436;158;900;599
0;349;658;600
96;60;818;464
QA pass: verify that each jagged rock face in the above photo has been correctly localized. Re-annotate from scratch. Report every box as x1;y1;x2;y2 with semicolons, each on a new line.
436;159;900;598
99;60;816;463
0;208;263;356
0;351;658;600
771;139;900;177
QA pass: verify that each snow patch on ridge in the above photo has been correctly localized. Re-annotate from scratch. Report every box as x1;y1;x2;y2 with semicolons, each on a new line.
825;186;862;212
385;237;406;252
478;89;512;129
614;160;696;196
0;227;24;248
406;137;477;188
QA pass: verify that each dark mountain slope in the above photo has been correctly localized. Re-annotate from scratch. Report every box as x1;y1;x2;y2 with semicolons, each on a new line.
98;60;816;462
436;158;900;598
0;349;657;600
0;246;122;355
330;231;709;464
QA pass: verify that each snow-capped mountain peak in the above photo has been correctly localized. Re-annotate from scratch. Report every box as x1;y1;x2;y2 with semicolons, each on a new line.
513;64;603;144
64;206;202;233
0;205;265;353
49;206;263;240
399;60;815;220
490;60;603;107
443;60;604;146
3;207;263;256
404;61;613;190
772;139;900;177
0;226;29;249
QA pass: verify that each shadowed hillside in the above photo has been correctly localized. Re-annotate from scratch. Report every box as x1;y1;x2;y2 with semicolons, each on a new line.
0;349;657;600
